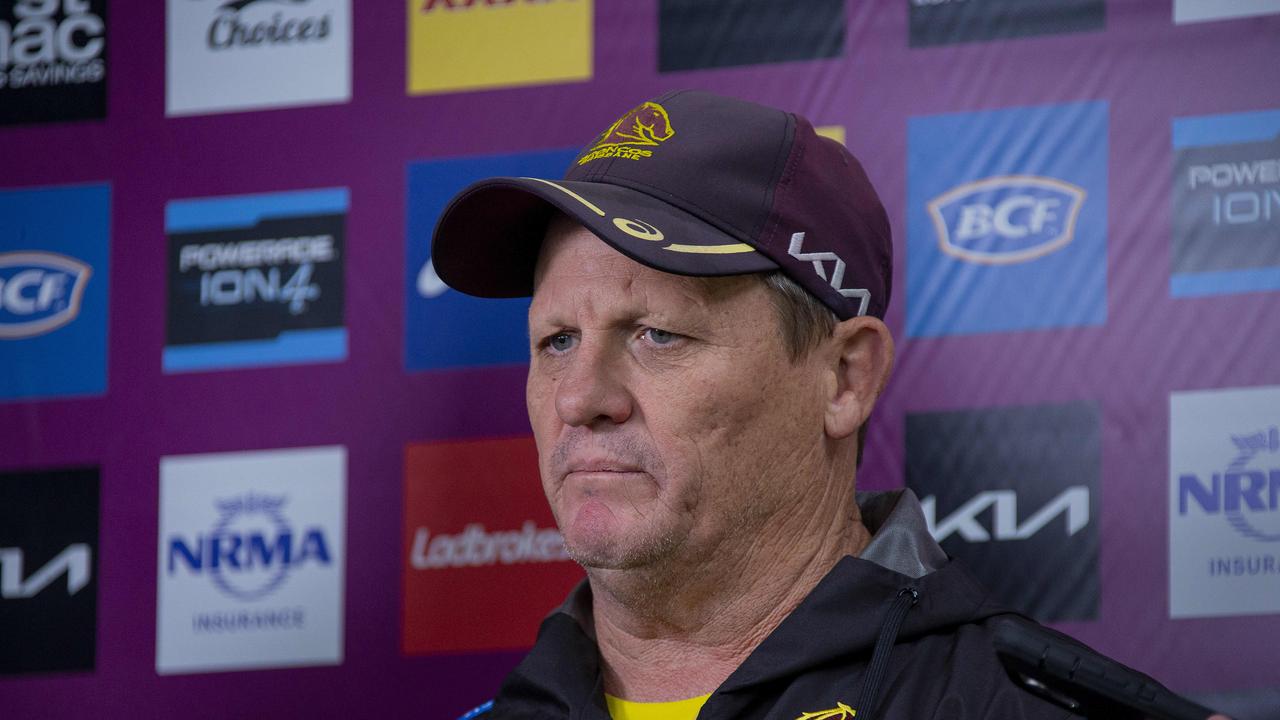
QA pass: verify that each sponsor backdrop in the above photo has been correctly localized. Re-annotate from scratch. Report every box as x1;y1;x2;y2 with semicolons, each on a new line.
2;2;1278;719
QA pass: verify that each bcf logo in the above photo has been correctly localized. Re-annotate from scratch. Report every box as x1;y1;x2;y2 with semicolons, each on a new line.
928;176;1086;264
0;252;92;339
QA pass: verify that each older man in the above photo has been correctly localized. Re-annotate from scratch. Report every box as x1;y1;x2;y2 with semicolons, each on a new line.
430;91;1219;720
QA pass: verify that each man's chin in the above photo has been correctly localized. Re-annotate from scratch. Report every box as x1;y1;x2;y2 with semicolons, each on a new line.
559;506;682;571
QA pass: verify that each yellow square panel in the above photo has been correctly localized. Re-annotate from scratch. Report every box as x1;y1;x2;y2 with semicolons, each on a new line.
408;0;593;95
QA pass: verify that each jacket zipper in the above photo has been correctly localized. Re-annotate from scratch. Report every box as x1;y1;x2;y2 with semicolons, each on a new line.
853;587;919;719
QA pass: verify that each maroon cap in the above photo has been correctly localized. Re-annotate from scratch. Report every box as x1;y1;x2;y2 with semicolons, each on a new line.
431;89;892;320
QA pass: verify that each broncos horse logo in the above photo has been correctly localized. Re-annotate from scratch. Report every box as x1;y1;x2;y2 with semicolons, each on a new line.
795;701;855;720
576;102;676;165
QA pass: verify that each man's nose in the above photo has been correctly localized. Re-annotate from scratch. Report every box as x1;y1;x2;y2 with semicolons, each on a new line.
554;342;633;427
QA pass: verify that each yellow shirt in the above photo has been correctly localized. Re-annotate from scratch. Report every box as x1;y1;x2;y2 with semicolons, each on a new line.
604;693;711;720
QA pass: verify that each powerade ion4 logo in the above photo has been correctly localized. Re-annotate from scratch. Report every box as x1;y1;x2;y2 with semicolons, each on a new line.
1171;386;1280;618
157;446;345;674
164;188;347;373
927;176;1085;264
0;252;91;338
907;101;1107;337
0;183;109;402
1170;108;1280;297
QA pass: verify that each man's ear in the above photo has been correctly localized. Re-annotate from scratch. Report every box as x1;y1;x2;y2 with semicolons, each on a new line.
824;316;895;440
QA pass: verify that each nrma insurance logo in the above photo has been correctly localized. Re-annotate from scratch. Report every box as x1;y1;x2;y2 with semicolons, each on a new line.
1170;386;1280;618
0;252;92;338
157;446;345;674
907;101;1107;337
405;148;576;371
0;184;109;402
927;176;1085;265
166;494;332;603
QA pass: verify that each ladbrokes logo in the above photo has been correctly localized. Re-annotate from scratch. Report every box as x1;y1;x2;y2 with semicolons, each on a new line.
402;437;582;655
576;102;675;166
166;0;350;116
1170;109;1280;298
0;251;91;338
0;0;107;125
927;176;1085;265
157;446;345;674
1;467;98;675
1170;386;1280;618
164;188;347;373
407;0;591;95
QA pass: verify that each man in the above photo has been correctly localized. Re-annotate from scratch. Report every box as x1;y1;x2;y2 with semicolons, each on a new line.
430;91;1222;720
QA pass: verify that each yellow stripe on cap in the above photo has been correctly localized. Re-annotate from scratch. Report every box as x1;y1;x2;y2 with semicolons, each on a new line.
663;243;755;254
523;178;606;216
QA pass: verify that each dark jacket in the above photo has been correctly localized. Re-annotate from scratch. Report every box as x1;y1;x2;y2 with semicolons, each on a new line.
474;490;1076;720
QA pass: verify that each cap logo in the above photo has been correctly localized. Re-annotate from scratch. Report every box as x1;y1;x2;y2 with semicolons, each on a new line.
576;101;675;166
787;232;870;316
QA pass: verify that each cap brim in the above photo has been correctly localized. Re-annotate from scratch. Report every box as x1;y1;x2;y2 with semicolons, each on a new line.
431;177;779;298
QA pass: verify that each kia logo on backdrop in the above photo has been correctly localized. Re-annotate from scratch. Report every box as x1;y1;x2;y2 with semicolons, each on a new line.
1170;108;1280;298
0;0;107;125
402;436;582;655
907;402;1101;622
157;446;346;674
0;467;99;675
164;187;347;373
658;0;844;72
0;183;110;402
1170;386;1280;619
907;101;1108;338
165;0;350;116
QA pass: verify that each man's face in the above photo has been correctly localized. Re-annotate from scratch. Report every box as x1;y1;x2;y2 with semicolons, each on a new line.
526;219;833;572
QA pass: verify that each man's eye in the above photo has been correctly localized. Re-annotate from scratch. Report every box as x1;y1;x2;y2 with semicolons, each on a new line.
644;328;678;345
548;333;575;352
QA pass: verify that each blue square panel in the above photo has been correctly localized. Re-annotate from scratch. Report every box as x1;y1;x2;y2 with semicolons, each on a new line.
907;102;1108;338
405;148;577;372
0;184;110;401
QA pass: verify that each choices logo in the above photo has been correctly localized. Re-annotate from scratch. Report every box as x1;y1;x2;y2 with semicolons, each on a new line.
402;437;582;655
157;446;345;674
907;402;1101;622
1170;386;1280;618
0;184;109;402
405;148;575;371
908;0;1104;47
408;0;591;95
927;176;1085;265
164;188;347;372
166;0;350;116
0;252;91;338
1170;108;1280;297
907;101;1107;337
0;0;107;125
0;467;99;675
